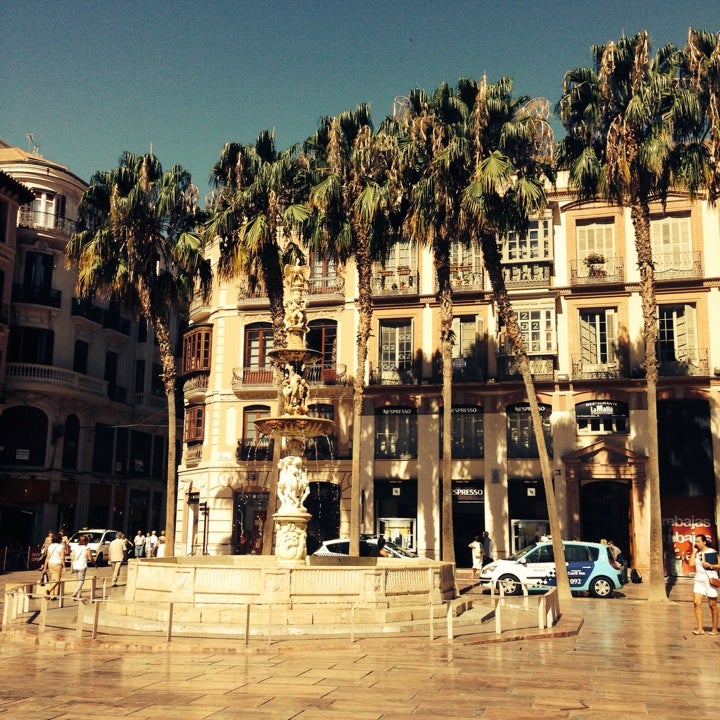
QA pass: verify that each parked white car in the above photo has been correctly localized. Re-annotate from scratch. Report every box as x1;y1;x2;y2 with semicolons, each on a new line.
66;529;120;567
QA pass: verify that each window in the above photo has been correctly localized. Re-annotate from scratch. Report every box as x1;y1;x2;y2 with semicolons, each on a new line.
73;340;89;374
151;363;164;396
502;217;553;261
499;308;555;355
375;406;418;459
576;401;629;435
651;215;692;273
658;304;698;366
184;405;205;443
0;406;48;466
0;201;8;243
307;319;337;370
24;251;54;295
440;406;484;458
238;405;273;460
61;414;80;470
309;253;338;292
450;239;481;269
137;317;148;343
130;430;151;475
182;326;212;373
306;404;335;459
92;423;114;473
8;326;54;364
451;315;483;381
245;323;274;369
32;191;56;229
579;309;616;365
378;319;414;383
576;220;614;261
383;238;414;270
507;403;553;458
135;359;145;394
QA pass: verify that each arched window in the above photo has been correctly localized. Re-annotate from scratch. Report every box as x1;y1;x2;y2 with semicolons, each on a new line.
0;406;48;466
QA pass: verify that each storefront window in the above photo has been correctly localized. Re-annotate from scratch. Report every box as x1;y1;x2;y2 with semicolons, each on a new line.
375;406;417;459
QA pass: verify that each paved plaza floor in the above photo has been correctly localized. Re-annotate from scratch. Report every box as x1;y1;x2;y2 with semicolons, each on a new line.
1;565;719;719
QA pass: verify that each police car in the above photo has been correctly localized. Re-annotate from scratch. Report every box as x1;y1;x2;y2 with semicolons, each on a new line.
478;539;623;598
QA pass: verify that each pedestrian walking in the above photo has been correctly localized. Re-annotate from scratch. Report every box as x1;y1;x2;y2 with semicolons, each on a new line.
42;532;65;599
689;533;719;635
482;531;493;564
109;532;126;586
70;535;92;599
133;530;146;558
468;535;484;579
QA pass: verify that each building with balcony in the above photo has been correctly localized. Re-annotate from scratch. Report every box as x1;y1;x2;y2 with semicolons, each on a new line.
0;141;177;550
176;176;720;578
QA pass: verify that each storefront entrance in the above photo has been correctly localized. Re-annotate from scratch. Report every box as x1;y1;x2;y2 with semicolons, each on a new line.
232;490;268;554
580;480;630;553
452;480;485;567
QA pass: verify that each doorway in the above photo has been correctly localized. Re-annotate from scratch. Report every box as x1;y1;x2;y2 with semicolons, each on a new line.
580;480;630;555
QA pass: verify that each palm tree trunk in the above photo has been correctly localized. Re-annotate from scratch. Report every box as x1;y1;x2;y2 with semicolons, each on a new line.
479;230;572;603
153;314;178;558
350;238;373;556
631;201;667;601
436;245;455;564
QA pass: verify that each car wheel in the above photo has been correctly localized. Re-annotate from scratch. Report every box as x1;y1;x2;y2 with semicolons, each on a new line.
497;574;522;596
590;575;614;598
95;552;104;567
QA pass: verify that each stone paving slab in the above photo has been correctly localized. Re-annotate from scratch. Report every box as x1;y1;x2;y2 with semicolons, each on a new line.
2;567;717;719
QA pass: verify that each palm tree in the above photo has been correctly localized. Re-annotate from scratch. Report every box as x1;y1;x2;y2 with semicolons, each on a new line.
393;83;472;564
682;29;720;200
67;152;212;557
306;105;398;556
205;130;310;551
557;31;689;601
206;130;310;346
457;77;572;601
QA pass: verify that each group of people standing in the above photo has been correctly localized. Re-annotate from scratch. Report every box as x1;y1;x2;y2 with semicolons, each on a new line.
468;531;493;579
132;529;165;559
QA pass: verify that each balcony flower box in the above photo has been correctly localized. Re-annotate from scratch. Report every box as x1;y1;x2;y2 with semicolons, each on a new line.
584;252;606;266
397;266;411;275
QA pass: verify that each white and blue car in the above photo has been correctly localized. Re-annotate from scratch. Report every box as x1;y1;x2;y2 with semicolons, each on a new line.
479;540;624;598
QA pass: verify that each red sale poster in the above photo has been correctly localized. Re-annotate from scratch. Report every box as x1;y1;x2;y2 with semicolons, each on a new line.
662;497;717;577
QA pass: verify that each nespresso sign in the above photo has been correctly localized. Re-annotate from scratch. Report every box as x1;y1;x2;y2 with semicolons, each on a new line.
508;403;551;414
452;482;485;502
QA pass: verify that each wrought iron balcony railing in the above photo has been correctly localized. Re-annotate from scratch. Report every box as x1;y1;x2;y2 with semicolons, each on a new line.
653;251;703;280
232;366;276;389
571;356;622;379
371;268;419;295
570;255;624;285
501;262;552;288
496;354;555;381
18;207;78;236
12;284;62;308
657;347;708;376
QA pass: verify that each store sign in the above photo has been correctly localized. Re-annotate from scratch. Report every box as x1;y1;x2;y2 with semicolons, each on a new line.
187;491;200;504
377;406;416;416
452;405;482;414
452;482;484;503
663;496;717;576
508;403;550;414
576;400;628;417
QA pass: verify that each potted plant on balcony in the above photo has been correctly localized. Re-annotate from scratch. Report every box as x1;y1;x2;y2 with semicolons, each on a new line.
583;252;605;266
397;265;411;275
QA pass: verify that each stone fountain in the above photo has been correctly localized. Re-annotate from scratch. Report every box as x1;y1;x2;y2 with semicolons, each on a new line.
97;263;458;637
254;263;334;565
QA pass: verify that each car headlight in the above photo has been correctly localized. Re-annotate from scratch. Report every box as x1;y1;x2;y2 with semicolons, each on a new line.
480;563;497;574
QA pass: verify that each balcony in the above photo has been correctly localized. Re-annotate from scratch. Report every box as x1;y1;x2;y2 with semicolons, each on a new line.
308;274;345;297
103;312;131;336
570;255;624;285
133;391;167;408
658;347;709;376
6;363;106;396
12;283;62;309
232;367;275;390
571;356;621;379
371;268;419;295
17;207;78;236
183;372;210;400
501;262;552;289
431;356;485;383
654;251;703;281
496;354;555;381
369;363;418;385
236;437;275;461
184;444;203;466
71;297;104;325
304;363;347;385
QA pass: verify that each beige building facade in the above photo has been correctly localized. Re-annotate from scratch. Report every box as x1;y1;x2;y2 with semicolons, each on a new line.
178;176;720;577
0;141;176;554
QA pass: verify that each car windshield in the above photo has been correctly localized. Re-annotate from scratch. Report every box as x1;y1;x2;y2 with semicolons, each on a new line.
70;531;103;543
510;543;543;561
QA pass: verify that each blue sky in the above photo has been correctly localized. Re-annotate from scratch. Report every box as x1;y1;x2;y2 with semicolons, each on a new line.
2;1;719;201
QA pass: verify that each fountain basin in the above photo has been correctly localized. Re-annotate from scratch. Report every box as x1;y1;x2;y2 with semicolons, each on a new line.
254;416;335;438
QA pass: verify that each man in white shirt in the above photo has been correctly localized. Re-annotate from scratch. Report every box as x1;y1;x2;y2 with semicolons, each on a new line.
109;532;126;586
133;530;146;558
